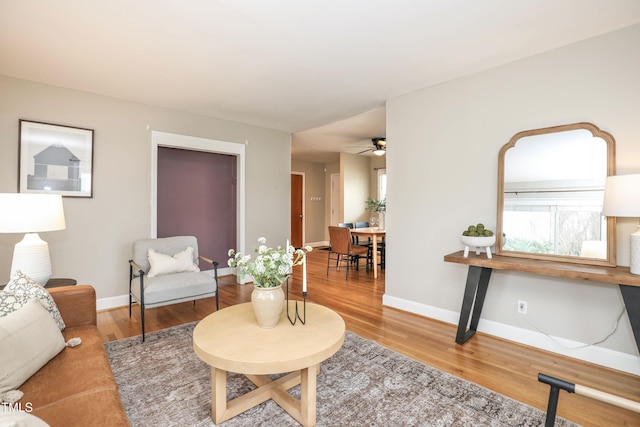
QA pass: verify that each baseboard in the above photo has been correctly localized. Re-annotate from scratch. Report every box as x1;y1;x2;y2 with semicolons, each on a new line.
307;240;329;248
98;267;235;311
383;294;640;376
97;294;130;311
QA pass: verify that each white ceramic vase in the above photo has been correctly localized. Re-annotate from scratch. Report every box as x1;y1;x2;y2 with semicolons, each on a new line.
251;284;285;328
378;212;385;230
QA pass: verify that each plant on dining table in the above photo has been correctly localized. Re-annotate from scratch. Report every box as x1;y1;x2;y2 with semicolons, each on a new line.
228;237;312;288
365;197;386;213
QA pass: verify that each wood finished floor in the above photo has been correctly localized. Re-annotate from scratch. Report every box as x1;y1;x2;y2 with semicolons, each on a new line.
97;248;640;426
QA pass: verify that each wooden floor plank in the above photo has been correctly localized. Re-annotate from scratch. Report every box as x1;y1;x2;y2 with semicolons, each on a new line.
97;248;640;426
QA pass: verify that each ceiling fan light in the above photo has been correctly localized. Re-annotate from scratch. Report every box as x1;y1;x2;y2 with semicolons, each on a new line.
373;149;386;156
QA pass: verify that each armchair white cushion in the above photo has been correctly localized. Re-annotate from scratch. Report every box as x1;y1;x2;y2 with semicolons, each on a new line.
129;236;219;341
147;246;200;278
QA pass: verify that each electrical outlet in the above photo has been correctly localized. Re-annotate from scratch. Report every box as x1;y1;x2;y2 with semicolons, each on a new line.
517;300;528;315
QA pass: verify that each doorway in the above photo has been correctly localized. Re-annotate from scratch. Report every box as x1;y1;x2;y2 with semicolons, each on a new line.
151;131;246;275
290;172;304;247
157;147;236;263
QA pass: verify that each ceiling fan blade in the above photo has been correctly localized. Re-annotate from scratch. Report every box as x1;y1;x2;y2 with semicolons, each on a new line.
356;148;373;154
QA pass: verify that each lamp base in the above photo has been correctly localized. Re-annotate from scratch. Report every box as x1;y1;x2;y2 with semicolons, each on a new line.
10;233;53;285
630;226;640;275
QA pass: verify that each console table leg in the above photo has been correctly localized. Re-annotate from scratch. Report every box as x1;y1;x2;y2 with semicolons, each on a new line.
455;266;492;344
619;284;640;354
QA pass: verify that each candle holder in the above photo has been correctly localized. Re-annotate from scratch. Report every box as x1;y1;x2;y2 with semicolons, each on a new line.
285;278;306;325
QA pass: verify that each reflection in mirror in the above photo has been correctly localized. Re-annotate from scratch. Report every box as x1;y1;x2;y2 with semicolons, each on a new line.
496;123;616;266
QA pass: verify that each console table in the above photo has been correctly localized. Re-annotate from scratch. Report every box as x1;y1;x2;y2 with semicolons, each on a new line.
444;250;640;353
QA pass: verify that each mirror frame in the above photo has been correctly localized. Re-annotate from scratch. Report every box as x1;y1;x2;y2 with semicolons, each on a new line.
496;122;616;266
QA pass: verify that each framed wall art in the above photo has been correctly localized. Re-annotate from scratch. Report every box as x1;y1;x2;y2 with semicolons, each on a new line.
19;119;94;198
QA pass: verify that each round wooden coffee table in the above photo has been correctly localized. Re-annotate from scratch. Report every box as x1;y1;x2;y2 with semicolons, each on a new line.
193;301;345;427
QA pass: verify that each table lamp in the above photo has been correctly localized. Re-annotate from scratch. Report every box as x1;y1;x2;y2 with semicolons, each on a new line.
602;174;640;275
0;193;66;285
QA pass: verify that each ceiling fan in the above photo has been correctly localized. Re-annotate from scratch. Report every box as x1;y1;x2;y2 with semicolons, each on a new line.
357;137;386;156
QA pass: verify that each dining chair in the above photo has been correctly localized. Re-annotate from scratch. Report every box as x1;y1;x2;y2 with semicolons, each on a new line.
338;222;354;243
354;221;370;246
327;226;369;279
338;222;359;261
355;221;385;270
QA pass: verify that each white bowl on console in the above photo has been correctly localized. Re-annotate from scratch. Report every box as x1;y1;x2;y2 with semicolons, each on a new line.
460;235;496;247
460;235;496;258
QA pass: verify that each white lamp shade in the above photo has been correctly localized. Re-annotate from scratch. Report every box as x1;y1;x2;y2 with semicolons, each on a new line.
602;174;640;275
0;193;66;233
0;193;66;285
602;174;640;217
580;240;607;259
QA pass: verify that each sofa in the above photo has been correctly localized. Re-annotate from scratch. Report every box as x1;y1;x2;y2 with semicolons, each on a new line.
15;285;129;426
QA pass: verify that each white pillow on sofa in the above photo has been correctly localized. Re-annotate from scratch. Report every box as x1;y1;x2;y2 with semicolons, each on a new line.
147;246;200;278
2;270;65;330
0;299;65;394
0;412;50;427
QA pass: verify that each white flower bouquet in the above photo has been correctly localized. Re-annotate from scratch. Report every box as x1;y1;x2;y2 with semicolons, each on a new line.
228;237;312;288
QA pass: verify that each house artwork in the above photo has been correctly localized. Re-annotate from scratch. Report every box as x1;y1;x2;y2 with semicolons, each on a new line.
27;143;82;191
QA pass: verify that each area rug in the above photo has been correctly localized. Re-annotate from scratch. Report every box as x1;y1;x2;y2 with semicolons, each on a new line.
105;323;579;427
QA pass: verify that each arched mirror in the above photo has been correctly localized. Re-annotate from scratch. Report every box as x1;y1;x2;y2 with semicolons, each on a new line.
497;123;616;266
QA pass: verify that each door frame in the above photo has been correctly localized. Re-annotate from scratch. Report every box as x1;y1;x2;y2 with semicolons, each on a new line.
330;173;341;226
151;131;246;276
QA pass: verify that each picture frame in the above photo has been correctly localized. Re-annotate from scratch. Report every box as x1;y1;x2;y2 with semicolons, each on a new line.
19;120;94;198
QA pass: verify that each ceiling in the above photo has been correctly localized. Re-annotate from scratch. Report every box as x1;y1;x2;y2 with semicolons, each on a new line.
1;1;639;163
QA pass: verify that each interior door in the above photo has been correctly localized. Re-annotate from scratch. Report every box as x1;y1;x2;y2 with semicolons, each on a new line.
290;173;303;248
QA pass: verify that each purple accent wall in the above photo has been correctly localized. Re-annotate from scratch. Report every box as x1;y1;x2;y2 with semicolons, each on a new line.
157;147;237;268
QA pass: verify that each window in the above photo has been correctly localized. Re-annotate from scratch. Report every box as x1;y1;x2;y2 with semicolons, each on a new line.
378;168;387;201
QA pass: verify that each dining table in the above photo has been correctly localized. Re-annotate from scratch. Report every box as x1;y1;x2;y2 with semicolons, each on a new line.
350;227;386;279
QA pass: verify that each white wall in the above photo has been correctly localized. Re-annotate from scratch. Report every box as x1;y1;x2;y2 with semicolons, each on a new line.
0;76;291;303
341;153;371;223
385;24;640;374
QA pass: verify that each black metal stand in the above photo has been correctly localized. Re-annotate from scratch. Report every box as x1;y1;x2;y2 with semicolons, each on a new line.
454;265;640;353
286;279;307;325
538;373;576;427
455;265;492;344
620;284;640;352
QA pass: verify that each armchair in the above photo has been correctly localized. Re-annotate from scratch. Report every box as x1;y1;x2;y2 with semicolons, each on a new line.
129;236;219;341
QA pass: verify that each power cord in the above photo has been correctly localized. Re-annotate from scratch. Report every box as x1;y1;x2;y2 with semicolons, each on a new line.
523;306;627;350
